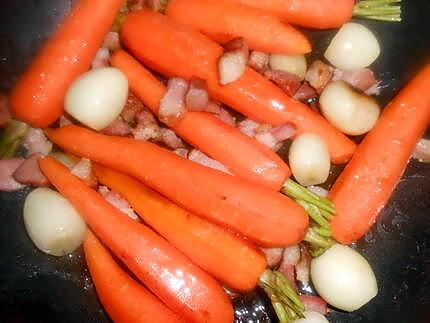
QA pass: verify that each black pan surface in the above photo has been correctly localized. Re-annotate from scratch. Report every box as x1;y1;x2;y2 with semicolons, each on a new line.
1;1;429;322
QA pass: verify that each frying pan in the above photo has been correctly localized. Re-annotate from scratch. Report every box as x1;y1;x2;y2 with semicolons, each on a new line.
0;1;429;322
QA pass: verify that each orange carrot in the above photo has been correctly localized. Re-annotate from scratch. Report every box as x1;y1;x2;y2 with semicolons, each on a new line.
110;49;290;190
46;125;309;247
93;163;267;291
165;0;311;54
9;0;123;127
84;231;185;323
120;10;356;164
40;157;233;323
224;0;355;29
330;64;430;244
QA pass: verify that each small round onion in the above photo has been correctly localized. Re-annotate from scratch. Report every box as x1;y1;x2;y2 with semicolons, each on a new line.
319;81;380;136
269;54;307;80
65;67;128;131
292;311;329;323
311;244;378;312
289;134;330;186
23;187;87;256
324;23;380;70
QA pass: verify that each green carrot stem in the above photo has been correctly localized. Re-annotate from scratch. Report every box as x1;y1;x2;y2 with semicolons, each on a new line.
296;200;331;229
354;0;402;22
282;179;335;214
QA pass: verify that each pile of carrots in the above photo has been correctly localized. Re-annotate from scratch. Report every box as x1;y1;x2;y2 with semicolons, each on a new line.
7;0;430;321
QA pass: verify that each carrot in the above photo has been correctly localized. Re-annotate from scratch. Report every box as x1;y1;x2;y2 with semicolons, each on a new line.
45;125;309;247
9;0;124;127
93;163;267;291
120;10;356;164
330;64;430;244
84;231;185;323
39;157;233;323
110;49;290;190
165;0;311;55
223;0;355;29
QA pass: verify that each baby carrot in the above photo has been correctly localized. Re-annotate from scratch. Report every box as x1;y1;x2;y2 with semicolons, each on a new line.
84;231;185;323
93;163;267;291
110;49;290;190
330;64;430;244
120;10;356;163
45;125;309;247
39;157;233;323
9;0;123;127
166;0;311;54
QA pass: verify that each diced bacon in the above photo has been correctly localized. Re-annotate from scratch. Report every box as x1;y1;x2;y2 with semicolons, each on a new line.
218;38;249;85
248;51;269;72
132;123;161;141
0;158;25;191
293;82;318;102
299;295;328;315
102;117;131;136
22;128;53;157
98;186;139;221
307;185;329;197
264;70;302;96
185;77;210;111
188;149;231;174
159;77;188;126
13;153;48;187
270;123;296;142
260;247;283;268
332;68;378;93
122;93;145;123
173;148;189;158
255;131;279;150
305;60;333;93
203;101;222;114
215;107;236;126
91;47;110;69
103;31;120;51
135;109;158;126
332;68;376;91
365;82;381;96
296;246;311;285
158;128;184;149
279;263;296;288
59;115;73;127
238;119;260;138
282;245;301;266
71;158;97;187
0;93;11;128
413;138;430;162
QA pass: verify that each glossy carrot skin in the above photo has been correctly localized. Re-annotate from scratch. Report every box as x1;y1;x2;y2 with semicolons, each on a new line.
224;0;355;29
93;164;267;291
9;0;124;127
166;0;311;54
46;125;309;247
40;157;233;323
84;232;185;323
330;64;430;244
120;10;356;164
110;50;290;190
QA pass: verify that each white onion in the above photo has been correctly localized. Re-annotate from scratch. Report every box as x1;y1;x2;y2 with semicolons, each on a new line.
311;244;378;312
324;23;380;70
23;188;87;256
289;134;330;186
65;67;128;131
292;311;329;323
48;152;76;169
319;81;380;136
218;50;248;85
269;54;307;80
